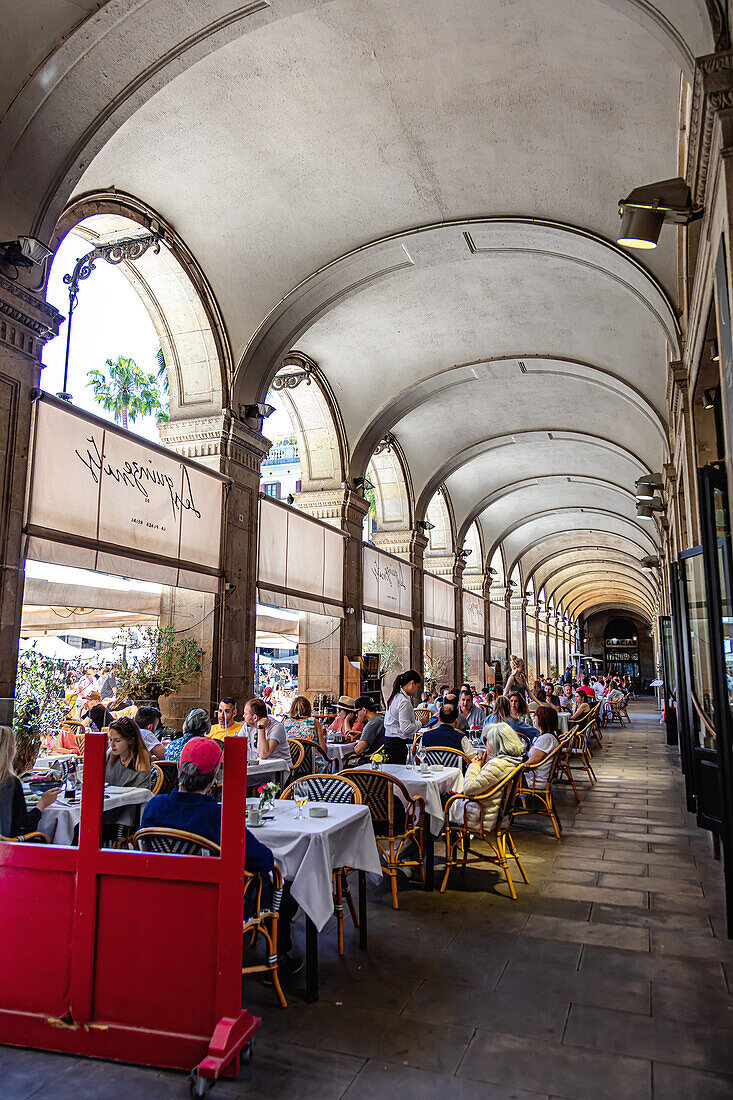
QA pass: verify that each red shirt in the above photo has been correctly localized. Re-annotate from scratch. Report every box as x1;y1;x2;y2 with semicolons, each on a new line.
578;686;595;699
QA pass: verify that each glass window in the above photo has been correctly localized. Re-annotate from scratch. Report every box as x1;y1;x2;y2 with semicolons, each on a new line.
263;482;280;499
713;485;733;719
684;550;716;749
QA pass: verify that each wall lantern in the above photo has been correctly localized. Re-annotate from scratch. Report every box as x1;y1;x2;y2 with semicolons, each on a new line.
617;177;702;249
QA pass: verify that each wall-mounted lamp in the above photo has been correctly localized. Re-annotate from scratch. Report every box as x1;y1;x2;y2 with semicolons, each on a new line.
0;235;52;271
242;403;275;419
711;340;720;363
617;177;702;250
703;387;718;410
416;519;435;532
640;554;660;568
488;567;498;576
457;548;472;559
353;476;374;493
635;473;663;500
636;494;664;519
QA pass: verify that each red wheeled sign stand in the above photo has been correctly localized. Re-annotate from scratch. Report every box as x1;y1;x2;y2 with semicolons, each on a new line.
0;733;259;1095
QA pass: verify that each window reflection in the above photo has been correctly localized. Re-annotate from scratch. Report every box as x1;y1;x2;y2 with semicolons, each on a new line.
684;551;716;749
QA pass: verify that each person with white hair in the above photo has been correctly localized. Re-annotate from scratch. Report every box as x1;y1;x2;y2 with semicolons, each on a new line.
452;723;526;829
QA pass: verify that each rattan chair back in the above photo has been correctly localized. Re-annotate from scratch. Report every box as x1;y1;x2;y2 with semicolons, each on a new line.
281;773;362;804
413;707;433;724
132;827;220;856
422;746;470;772
287;738;305;772
288;736;329;778
149;759;178;796
74;729;86;755
341;769;415;835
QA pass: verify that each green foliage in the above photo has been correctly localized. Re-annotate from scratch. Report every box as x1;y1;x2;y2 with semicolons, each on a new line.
13;650;71;770
154;347;171;425
111;625;204;700
87;355;162;430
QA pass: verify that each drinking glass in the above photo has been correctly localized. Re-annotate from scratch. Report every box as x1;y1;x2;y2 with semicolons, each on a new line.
294;781;309;820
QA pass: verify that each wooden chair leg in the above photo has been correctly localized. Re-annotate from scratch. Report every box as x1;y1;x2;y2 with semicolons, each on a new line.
505;833;529;883
440;830;454;892
342;870;359;928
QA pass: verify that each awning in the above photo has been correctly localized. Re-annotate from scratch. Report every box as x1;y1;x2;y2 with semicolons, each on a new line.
257;495;346;617
362;543;413;629
462;590;486;638
423;571;456;632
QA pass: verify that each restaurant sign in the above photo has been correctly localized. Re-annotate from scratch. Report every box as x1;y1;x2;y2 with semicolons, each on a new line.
363;544;412;627
25;393;227;592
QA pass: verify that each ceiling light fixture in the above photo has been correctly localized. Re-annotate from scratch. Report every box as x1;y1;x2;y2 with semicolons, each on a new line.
417;520;435;532
0;235;52;269
703;387;718;410
636;494;664;519
617;177;702;250
635;473;663;500
711;340;720;363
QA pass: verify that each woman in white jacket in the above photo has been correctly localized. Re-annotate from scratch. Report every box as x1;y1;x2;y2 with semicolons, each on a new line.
453;723;525;829
383;669;423;764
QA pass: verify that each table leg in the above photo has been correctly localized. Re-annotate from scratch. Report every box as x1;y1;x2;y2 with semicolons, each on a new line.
424;815;434;891
305;916;319;1002
358;870;367;951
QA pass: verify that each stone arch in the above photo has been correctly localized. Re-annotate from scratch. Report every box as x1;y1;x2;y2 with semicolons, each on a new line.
52;192;230;419
366;435;414;532
269;352;347;490
461;520;484;577
424;486;456;566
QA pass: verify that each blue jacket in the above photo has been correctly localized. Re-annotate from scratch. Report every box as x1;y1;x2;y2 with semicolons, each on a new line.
484;714;536;741
422;723;466;751
141;790;274;873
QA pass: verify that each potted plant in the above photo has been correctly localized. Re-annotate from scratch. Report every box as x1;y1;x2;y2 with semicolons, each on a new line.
112;625;205;708
13;650;70;773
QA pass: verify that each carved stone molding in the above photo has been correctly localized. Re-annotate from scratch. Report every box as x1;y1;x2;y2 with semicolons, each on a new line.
293;486;370;528
688;50;733;209
0;273;63;361
159;412;271;476
370;530;413;560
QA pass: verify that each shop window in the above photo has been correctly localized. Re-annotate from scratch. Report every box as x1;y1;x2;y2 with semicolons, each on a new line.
263;482;281;499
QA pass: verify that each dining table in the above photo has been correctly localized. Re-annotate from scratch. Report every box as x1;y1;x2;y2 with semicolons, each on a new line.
325;738;357;772
350;762;461;890
245;757;290;787
27;783;154;845
245;796;381;1001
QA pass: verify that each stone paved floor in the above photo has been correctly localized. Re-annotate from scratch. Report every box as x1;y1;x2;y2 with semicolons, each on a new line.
3;701;733;1098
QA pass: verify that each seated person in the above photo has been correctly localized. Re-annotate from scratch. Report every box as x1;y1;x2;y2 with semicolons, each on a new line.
421;701;475;757
47;720;83;755
0;725;60;836
540;684;562;712
577;677;596;701
529;680;545;704
79;690;103;723
208;697;244;740
453;723;526;828
105;717;152;788
484;694;536;744
559;683;576;712
283;695;328;753
134;706;168;760
86;702;115;730
350;697;385;760
165;708;211;762
569;690;592;724
328;696;363;738
141;737;300;975
244;698;291;766
457;687;486;731
522;705;560;791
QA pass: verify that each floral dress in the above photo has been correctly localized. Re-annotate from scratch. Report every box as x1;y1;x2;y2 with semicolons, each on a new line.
283;717;329;772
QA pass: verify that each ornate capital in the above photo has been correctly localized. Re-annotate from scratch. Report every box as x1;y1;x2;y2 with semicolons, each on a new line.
667;359;689;418
370;530;413;560
293;486;369;531
688;50;733;209
159;412;271;478
0;272;63;361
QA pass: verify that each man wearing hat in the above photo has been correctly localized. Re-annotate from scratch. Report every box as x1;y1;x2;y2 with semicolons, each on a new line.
328;695;363;737
140;737;301;974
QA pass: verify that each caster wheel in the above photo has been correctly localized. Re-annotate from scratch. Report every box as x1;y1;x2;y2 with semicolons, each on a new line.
188;1070;212;1098
241;1038;254;1065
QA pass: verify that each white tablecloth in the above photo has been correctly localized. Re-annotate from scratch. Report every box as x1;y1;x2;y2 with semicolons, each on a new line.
558;712;570;735
246;758;290;785
326;740;357;771
246;798;381;931
351;763;461;835
33;785;153;845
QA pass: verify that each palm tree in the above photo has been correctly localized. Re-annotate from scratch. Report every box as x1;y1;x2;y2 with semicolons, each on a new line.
154;347;170;425
86;356;162;430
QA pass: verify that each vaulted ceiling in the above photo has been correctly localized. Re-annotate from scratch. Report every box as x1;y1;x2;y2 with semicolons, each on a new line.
2;0;709;622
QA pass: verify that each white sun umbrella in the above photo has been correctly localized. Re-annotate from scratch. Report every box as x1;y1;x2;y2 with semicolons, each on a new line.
23;636;78;660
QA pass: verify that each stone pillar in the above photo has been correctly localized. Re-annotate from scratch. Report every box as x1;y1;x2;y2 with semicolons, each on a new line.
489;583;511;669
509;594;527;664
0;273;62;723
548;613;559;675
158;413;270;724
409;530;429;678
481;573;493;682
451;556;467;685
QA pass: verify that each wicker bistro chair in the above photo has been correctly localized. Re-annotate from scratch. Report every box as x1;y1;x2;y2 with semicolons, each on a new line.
413;707;434;725
511;742;565;839
620;694;631;723
149;760;179;796
557;719;596;797
422;746;472;773
607;698;627;728
74;729;86;756
287;738;305;777
282;773;363;954
441;764;527;897
440;764;528;898
242;864;288;1008
0;830;48;843
132;827;221;856
341;769;425;909
288;736;331;778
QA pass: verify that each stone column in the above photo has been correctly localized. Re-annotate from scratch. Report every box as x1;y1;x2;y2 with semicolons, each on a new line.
370;529;415;685
408;530;429;677
481;573;493;682
451;556;467;685
158;413;270;724
0;273;62;723
548;613;559;675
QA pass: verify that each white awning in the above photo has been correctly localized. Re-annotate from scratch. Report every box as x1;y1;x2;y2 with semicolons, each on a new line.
362;544;413;629
490;601;507;643
462;590;486;638
257;495;346;617
423;572;456;632
25;394;226;593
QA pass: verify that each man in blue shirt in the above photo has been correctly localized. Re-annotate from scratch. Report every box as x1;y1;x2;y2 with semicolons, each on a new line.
142;737;300;975
421;701;475;757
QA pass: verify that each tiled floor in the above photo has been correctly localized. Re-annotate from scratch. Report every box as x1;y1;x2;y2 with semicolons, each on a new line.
3;702;733;1098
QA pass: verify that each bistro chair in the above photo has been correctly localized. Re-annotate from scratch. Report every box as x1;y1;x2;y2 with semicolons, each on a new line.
342;768;425;909
132;827;221;856
510;742;565;839
282;773;362;954
0;831;48;843
558;718;596;793
588;702;604;748
554;734;581;802
440;764;528;898
413;707;433;725
242;864;288;1008
149;760;179;796
620;694;631;723
287;738;305;776
607;698;627;728
422;746;471;773
288;736;330;777
74;729;86;756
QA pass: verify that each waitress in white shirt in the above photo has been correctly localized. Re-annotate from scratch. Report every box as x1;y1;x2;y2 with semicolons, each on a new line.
383;670;423;764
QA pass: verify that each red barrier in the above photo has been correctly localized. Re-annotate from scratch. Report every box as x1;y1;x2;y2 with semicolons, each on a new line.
0;733;259;1083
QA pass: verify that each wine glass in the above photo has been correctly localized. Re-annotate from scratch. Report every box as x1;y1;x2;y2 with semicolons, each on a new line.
294;781;309;820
